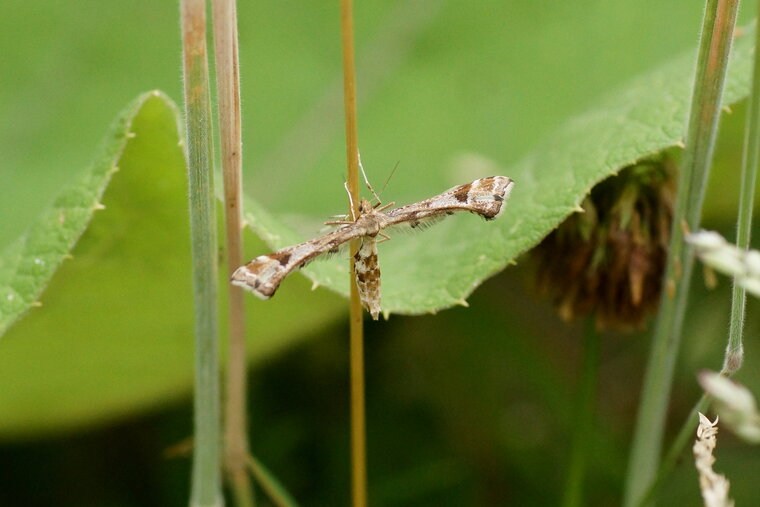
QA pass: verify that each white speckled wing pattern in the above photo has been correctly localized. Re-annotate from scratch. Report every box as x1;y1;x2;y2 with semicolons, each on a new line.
231;176;514;319
230;226;366;300
383;176;514;229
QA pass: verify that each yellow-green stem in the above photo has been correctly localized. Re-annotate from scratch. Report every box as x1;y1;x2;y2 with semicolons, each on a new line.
211;0;252;505
340;0;367;506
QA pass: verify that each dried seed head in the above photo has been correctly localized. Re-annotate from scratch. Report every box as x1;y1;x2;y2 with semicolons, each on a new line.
698;371;760;443
533;155;676;331
688;230;760;299
693;412;734;507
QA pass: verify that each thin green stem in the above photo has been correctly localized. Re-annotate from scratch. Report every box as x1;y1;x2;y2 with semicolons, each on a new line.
724;5;760;375
637;12;760;505
638;393;709;505
561;321;600;507
623;2;739;506
211;0;253;505
340;0;367;505
181;0;223;505
247;455;300;507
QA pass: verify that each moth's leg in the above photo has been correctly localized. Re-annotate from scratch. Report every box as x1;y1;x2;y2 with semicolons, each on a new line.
378;160;401;196
359;153;382;204
342;181;357;221
324;220;353;226
377;232;391;243
374;201;395;212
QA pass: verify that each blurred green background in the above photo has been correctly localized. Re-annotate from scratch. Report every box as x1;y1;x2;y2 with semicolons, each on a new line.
1;0;760;505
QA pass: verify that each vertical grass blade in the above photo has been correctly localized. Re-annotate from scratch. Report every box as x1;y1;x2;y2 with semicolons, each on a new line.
561;322;600;507
623;1;739;505
724;5;760;376
211;0;253;505
638;10;760;503
181;0;223;505
340;0;367;505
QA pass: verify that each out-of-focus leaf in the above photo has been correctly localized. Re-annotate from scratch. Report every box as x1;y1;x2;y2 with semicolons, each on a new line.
0;92;155;334
0;93;342;437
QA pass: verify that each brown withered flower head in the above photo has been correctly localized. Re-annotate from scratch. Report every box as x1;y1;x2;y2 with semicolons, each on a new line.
533;155;676;331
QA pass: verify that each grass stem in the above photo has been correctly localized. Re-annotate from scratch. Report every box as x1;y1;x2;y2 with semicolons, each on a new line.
247;455;300;507
340;0;367;505
622;1;739;505
561;321;600;507
724;3;760;375
637;9;760;503
181;0;223;505
210;0;253;505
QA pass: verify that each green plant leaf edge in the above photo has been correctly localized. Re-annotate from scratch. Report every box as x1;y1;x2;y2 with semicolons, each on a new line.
0;91;179;335
0;90;345;438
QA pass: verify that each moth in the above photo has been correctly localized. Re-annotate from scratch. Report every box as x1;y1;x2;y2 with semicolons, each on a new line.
231;176;514;320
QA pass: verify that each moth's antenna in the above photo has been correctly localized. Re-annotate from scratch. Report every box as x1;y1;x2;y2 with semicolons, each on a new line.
343;181;357;221
358;153;382;204
379;160;400;196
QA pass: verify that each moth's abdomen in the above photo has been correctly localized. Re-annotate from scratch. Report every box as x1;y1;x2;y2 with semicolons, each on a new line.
353;238;381;320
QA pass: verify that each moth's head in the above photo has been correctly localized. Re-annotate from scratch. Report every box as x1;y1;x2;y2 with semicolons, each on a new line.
358;198;373;214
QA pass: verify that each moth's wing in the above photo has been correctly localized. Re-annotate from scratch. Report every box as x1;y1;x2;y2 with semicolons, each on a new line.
319;241;350;260
231;224;363;299
381;211;447;234
353;236;381;320
383;176;514;230
307;217;358;260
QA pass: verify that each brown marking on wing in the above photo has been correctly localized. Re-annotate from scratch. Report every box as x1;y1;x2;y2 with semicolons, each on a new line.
356;268;380;283
453;184;471;202
231;255;284;299
274;252;291;266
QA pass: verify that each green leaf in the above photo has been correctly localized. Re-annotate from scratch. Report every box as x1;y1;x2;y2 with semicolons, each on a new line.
0;2;755;437
0;92;152;334
242;27;755;316
0;93;343;437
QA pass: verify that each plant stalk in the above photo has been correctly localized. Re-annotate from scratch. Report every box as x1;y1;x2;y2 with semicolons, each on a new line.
181;0;223;505
211;0;252;505
638;11;760;504
247;455;300;507
340;0;367;505
623;1;739;505
561;322;600;507
724;5;760;376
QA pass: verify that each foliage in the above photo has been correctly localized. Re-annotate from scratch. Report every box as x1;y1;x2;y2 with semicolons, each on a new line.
1;1;760;505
